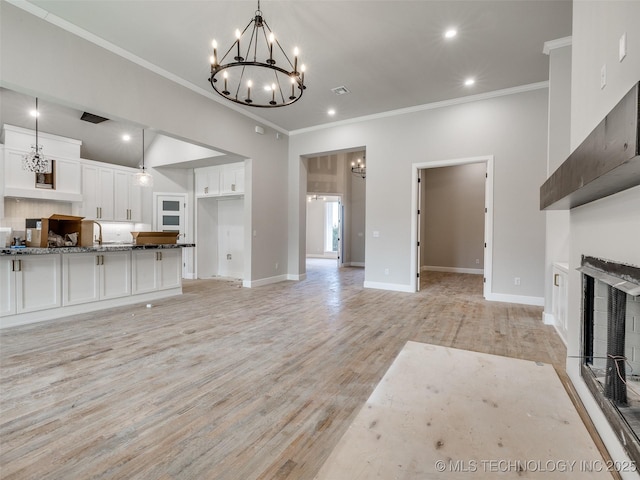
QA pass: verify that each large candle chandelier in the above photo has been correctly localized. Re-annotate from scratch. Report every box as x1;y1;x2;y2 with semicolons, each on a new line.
351;156;366;179
208;1;306;108
22;98;51;174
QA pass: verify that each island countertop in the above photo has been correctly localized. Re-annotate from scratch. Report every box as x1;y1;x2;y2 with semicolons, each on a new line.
0;243;195;256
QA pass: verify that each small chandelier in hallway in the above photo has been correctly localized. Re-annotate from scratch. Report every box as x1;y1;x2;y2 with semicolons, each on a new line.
351;156;366;179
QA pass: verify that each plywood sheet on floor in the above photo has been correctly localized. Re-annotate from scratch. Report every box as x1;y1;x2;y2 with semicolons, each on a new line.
315;341;610;479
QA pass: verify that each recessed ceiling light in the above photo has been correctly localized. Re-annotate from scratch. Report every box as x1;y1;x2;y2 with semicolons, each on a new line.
122;134;131;141
464;78;475;86
328;109;336;116
444;29;457;39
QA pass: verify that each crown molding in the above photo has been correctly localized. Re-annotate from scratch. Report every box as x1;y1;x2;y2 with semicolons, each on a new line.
290;81;549;136
6;0;289;135
543;36;573;55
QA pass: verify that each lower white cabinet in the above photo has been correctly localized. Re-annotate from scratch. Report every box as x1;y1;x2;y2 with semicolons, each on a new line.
62;251;131;306
0;255;61;316
131;249;181;294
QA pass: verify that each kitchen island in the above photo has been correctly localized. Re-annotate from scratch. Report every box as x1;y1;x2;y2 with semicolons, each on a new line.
0;243;195;328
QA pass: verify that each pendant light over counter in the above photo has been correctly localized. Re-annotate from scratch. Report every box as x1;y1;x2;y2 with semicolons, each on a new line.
22;98;52;174
134;129;153;187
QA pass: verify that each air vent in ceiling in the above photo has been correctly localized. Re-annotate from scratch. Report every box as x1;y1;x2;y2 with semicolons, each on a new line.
331;86;351;95
80;112;109;124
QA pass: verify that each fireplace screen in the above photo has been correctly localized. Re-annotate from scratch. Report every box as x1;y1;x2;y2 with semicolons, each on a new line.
580;256;640;463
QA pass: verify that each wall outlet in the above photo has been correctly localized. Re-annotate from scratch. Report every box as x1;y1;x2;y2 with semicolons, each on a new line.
475;258;480;264
514;277;521;286
384;268;390;275
275;262;279;271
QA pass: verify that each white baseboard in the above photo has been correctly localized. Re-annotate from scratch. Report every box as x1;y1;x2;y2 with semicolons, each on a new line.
363;281;414;293
348;262;365;267
423;265;484;275
485;292;544;306
243;274;289;288
306;254;338;259
287;273;307;281
0;287;183;329
543;312;555;325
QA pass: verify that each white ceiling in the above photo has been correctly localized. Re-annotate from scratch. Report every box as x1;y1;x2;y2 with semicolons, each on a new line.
20;0;572;133
2;1;572;166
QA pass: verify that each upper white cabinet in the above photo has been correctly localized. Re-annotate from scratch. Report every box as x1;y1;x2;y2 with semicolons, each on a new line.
2;125;82;202
78;161;142;222
195;163;244;198
114;170;142;222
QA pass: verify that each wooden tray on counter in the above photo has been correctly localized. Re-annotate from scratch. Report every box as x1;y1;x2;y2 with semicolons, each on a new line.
131;232;179;245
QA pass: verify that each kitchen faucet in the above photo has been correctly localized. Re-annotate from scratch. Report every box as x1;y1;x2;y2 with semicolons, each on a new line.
94;221;103;245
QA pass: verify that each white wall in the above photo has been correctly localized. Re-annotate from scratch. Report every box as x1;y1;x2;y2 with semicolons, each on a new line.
0;2;288;284
566;2;640;474
290;87;549;298
543;42;572;330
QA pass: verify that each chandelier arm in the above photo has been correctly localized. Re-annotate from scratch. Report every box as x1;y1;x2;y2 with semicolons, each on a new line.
262;19;295;71
246;23;259;62
234;64;248;100
272;69;286;104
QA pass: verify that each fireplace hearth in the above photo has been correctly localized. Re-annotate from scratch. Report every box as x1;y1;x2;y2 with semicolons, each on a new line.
580;255;640;464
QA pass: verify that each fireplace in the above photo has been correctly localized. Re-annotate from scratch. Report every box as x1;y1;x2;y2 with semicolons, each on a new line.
580;255;640;464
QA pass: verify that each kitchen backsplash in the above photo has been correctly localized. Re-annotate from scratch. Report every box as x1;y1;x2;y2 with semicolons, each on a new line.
2;198;150;245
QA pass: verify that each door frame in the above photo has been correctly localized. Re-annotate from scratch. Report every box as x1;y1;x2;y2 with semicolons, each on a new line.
411;155;494;297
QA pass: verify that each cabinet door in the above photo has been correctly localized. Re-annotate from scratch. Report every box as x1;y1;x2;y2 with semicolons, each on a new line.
101;251;131;300
15;255;62;314
195;168;209;197
81;164;100;220
114;171;130;221
55;158;81;195
158;249;182;290
0;257;16;317
62;253;100;306
98;168;115;220
128;180;143;222
132;250;159;294
4;150;36;190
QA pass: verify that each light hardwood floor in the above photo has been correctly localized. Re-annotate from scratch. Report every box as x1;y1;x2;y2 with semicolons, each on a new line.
1;260;567;479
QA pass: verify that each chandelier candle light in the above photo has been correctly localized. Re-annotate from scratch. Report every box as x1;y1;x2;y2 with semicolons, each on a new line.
22;98;51;174
208;1;306;108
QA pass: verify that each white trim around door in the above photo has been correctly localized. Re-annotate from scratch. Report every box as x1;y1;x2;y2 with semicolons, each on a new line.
411;155;494;298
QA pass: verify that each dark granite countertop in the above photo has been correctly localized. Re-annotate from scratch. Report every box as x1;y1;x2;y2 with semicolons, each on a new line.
0;243;195;256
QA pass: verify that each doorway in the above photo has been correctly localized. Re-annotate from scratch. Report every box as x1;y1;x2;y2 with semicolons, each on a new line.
303;149;366;272
412;156;494;296
306;194;341;263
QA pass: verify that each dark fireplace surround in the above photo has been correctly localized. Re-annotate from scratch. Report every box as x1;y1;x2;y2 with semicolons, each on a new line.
541;81;640;463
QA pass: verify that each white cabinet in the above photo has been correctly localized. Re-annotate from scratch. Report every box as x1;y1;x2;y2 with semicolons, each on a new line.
80;163;142;222
131;249;181;294
221;165;244;194
195;163;244;198
195;166;221;197
0;255;62;316
3;150;82;202
114;171;142;222
62;251;131;306
80;164;115;220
